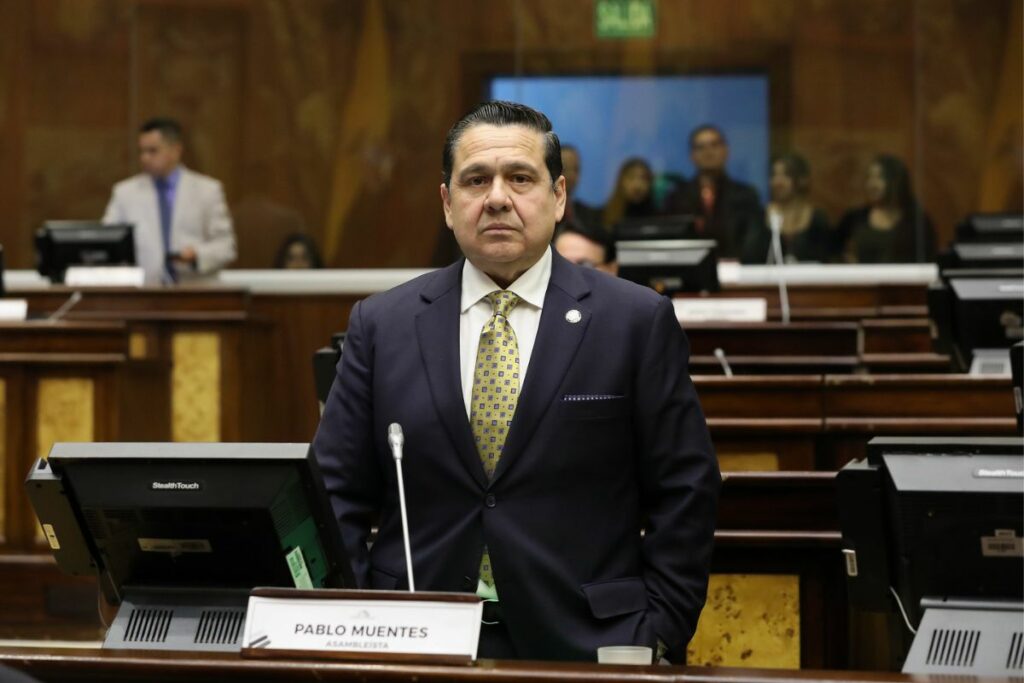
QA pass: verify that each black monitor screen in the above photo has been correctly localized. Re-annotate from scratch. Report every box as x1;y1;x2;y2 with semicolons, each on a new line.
949;277;1024;358
27;442;353;604
35;221;136;284
956;213;1024;243
840;437;1023;625
614;215;697;241
950;242;1024;269
616;238;719;294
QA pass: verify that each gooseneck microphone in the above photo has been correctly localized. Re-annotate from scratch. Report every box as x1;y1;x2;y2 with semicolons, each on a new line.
388;423;415;592
767;210;791;324
47;290;83;323
714;347;734;377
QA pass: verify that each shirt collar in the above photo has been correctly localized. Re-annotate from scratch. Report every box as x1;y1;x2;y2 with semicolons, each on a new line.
460;246;552;314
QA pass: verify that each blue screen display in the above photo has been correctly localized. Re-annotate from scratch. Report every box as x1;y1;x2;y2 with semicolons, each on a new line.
490;75;769;207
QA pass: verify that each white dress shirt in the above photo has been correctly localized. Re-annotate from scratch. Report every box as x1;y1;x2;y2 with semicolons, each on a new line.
459;247;552;419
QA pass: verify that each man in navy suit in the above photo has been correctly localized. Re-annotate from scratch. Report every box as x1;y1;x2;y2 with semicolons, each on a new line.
313;101;719;663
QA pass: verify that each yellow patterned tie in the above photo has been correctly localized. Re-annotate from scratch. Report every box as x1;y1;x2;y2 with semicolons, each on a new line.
471;290;521;587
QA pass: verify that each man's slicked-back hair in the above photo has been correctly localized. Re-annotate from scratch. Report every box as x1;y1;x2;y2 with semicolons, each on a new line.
442;101;562;188
140;117;183;144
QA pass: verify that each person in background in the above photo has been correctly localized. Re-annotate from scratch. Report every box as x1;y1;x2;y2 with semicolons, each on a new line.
103;117;236;284
601;157;658;232
663;124;768;263
556;145;601;234
835;154;936;263
274;232;323;269
553;222;617;275
765;153;831;263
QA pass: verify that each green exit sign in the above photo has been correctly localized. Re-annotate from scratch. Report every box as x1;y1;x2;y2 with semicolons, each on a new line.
595;0;656;39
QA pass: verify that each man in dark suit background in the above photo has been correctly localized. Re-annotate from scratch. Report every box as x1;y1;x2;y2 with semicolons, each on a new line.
664;124;769;263
313;101;719;663
556;144;601;234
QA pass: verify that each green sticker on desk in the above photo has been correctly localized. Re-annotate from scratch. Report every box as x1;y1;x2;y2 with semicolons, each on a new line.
286;546;314;589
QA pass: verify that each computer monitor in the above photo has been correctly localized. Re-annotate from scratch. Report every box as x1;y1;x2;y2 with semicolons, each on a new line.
928;269;1024;372
838;436;1023;673
313;332;345;411
616;239;720;294
955;213;1024;243
35;221;135;284
946;241;1024;269
25;442;353;651
614;214;697;241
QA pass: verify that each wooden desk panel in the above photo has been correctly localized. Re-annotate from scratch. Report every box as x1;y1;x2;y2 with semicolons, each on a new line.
860;319;934;354
0;322;126;356
19;287;265;444
823;374;1015;419
0;647;980;682
685;323;859;357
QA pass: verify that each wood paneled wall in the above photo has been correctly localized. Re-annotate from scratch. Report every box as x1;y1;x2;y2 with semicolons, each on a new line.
0;0;1019;270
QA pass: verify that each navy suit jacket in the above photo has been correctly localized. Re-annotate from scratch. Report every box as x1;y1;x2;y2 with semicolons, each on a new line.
312;250;719;661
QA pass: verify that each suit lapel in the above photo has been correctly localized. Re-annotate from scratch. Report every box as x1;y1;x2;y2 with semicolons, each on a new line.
492;252;591;484
415;261;489;489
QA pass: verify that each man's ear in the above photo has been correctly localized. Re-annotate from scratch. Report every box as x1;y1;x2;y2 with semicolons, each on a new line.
553;175;567;223
440;183;454;229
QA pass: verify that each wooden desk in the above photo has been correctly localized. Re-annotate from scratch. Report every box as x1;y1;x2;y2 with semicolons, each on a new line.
0;322;126;550
0;645;996;683
696;374;1018;471
685;322;860;358
19;288;270;443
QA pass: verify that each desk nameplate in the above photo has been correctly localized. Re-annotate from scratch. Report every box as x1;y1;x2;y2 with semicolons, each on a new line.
0;300;28;321
64;266;145;288
674;298;768;323
241;588;482;665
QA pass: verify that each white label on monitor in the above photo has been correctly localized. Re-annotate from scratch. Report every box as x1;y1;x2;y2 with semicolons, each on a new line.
64;266;145;287
138;538;212;553
972;468;1024;478
243;595;482;659
0;299;28;321
673;298;768;323
981;533;1023;557
286;547;314;589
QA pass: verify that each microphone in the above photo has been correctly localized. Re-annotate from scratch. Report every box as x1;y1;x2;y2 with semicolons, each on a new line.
47;290;83;323
714;347;733;377
767;210;791;324
388;423;415;592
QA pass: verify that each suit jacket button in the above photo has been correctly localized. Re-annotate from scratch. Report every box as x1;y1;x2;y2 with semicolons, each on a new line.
484;493;496;508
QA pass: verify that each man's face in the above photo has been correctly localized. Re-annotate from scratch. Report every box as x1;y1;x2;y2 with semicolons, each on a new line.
561;148;580;197
138;130;182;178
554;231;605;269
690;129;728;175
441;124;565;283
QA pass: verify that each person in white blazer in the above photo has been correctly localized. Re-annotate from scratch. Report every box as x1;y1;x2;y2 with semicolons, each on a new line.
102;118;237;284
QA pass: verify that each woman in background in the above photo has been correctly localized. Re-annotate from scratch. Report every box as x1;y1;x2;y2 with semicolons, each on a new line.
273;233;323;269
601;157;658;232
835;155;935;263
765;153;831;262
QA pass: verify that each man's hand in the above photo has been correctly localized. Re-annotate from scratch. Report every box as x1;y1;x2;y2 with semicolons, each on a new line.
175;246;197;264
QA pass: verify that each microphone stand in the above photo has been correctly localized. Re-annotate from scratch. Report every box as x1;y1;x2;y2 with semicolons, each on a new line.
388;423;415;592
768;211;791;324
